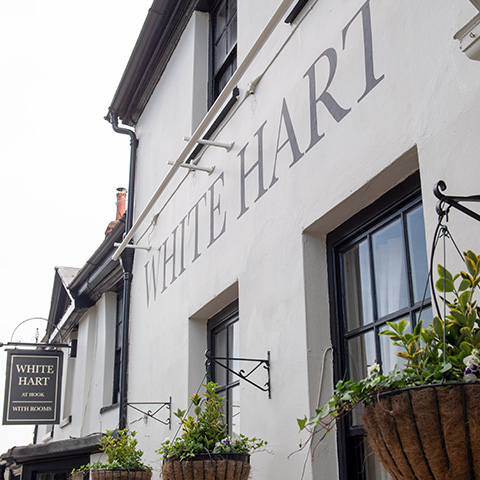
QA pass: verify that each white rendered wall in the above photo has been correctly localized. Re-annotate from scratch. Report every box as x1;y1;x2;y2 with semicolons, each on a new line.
125;1;480;479
38;293;119;444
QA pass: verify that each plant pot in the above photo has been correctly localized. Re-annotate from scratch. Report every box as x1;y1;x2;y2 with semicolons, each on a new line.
90;470;152;480
362;383;480;480
161;453;250;480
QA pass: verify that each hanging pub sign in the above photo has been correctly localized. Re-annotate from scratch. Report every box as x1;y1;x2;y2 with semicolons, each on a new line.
3;349;63;425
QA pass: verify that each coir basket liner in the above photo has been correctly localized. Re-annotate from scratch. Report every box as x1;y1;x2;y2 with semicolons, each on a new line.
362;383;480;480
90;471;152;480
161;453;250;480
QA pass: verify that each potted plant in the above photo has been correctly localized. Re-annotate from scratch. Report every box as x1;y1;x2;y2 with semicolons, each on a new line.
298;250;480;479
158;382;267;480
73;429;152;480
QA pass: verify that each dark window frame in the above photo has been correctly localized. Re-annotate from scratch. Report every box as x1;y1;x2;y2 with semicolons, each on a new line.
209;0;237;106
327;172;431;480
207;300;240;434
112;289;124;405
22;454;90;480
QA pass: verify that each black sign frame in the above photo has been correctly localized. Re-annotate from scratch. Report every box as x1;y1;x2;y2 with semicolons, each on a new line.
3;349;63;425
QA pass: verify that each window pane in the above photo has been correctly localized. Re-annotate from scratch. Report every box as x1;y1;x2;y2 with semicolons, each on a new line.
348;332;375;424
214;3;226;41
211;0;237;103
228;0;237;18
348;331;376;382
208;303;239;436
219;387;227;425
364;441;392;480
406;206;430;303
215;33;227;72
116;320;123;348
372;219;409;318
379;321;410;374
231;321;239;378
417;305;433;329
216;66;232;95
231;384;241;436
116;294;123;347
228;13;237;51
342;239;373;332
214;328;227;386
227;323;235;383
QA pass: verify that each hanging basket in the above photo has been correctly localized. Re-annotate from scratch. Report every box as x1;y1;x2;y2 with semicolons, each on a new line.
90;470;152;480
161;453;250;480
362;383;480;480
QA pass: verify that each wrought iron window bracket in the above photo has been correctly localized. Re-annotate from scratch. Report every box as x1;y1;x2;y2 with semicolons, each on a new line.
127;398;171;429
434;180;480;223
205;350;271;398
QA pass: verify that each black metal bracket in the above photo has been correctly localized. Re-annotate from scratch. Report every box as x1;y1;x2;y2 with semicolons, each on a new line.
0;340;78;358
2;317;78;357
205;350;271;398
434;180;480;223
127;399;171;428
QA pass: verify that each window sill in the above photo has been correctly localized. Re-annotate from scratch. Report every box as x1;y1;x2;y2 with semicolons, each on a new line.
59;415;72;428
41;430;53;443
100;403;119;415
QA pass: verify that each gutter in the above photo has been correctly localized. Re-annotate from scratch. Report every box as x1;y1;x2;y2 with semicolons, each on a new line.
109;0;199;126
69;217;126;301
46;218;126;344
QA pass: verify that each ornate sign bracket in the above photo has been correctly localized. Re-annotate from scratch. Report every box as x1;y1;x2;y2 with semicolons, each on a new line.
0;317;77;357
0;341;77;358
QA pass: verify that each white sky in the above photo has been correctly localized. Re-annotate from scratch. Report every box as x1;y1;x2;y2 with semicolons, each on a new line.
0;0;153;454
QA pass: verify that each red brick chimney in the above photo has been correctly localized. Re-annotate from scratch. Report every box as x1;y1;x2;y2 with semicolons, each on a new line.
105;188;127;237
116;187;127;221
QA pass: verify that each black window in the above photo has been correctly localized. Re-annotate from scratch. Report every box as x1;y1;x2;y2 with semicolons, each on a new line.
36;473;68;480
210;0;237;104
22;454;90;480
112;290;123;405
327;173;431;480
207;301;240;435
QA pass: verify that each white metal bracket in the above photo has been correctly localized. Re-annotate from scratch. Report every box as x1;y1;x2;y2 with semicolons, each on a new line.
114;243;151;252
167;160;215;175
454;13;480;61
184;136;234;151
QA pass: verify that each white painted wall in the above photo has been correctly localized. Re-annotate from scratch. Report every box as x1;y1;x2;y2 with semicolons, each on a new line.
118;1;480;479
36;293;119;445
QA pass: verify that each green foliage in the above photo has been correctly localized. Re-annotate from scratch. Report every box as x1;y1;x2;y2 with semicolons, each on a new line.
73;429;151;473
212;434;267;454
157;382;267;460
297;251;480;445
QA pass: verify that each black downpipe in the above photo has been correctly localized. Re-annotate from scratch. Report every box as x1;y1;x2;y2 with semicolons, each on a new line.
107;111;138;430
